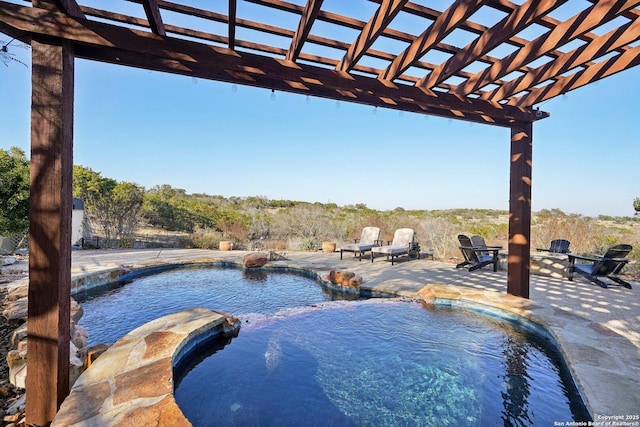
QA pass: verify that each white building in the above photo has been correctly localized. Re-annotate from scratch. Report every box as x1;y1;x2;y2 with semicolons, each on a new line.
0;198;90;253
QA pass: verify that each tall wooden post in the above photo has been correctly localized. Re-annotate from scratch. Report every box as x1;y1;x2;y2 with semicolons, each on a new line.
507;121;533;298
26;36;74;426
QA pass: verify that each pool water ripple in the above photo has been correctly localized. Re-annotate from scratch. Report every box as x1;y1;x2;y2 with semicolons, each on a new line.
77;265;357;346
174;299;590;426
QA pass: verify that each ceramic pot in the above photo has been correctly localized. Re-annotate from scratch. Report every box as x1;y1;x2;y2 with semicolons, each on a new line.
322;242;336;253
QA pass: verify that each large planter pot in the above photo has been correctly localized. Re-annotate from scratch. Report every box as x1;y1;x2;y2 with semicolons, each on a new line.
219;241;232;251
322;242;336;253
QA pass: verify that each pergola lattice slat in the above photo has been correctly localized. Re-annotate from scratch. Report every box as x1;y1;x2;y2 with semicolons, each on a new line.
0;1;544;126
461;0;640;97
60;0;638;107
336;0;408;72
140;0;165;36
46;0;84;19
513;43;640;106
485;13;640;102
418;0;568;89
229;0;237;49
286;0;323;61
380;0;485;82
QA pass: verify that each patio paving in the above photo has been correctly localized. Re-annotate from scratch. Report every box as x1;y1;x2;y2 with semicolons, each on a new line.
25;249;640;423
68;248;640;348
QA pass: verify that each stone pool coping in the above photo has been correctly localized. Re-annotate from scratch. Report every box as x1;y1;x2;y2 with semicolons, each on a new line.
51;307;240;426
49;255;640;424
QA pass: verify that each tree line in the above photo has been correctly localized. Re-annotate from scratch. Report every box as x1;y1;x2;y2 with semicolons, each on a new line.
1;146;639;276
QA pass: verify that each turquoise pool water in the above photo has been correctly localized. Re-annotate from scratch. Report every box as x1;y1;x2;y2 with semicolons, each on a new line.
77;265;589;425
77;265;359;345
174;299;590;426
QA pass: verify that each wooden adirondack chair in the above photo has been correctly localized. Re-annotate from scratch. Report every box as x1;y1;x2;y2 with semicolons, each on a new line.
567;244;633;289
537;239;570;254
456;234;500;272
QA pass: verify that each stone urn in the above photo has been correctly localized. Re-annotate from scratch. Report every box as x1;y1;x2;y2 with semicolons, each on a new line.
219;241;232;251
322;241;336;253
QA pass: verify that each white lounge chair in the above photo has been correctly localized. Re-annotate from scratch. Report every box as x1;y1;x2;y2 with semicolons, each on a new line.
340;226;381;260
371;228;416;265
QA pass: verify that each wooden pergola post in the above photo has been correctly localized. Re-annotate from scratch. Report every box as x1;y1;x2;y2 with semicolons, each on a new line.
507;121;533;298
26;36;74;426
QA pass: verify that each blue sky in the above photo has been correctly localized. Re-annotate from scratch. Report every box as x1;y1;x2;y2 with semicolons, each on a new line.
1;32;639;218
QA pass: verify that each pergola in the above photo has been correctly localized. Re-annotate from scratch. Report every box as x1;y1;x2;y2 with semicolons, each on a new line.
1;0;639;424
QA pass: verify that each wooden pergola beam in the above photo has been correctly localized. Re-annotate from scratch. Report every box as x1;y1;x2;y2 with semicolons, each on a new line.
140;0;166;36
336;0;408;72
286;0;323;61
125;0;540;91
379;0;484;81
117;0;639;105
86;2;451;85
507;121;533;298
486;13;640;102
0;1;547;126
419;0;567;89
459;0;640;96
228;0;237;50
50;0;85;19
26;36;74;426
513;43;640;107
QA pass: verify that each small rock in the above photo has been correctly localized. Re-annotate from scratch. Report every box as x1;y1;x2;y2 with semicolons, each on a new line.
1;257;16;266
325;270;362;288
4;412;22;423
10;324;27;349
2;298;27;321
6;394;25;415
242;252;268;268
348;276;362;287
71;323;89;349
7;350;27;389
69;342;86;386
3;296;83;322
5;279;28;301
71;298;84;323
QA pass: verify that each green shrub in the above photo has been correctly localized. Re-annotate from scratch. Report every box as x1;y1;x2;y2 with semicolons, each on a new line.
625;247;640;279
186;230;223;249
120;238;135;248
300;238;317;251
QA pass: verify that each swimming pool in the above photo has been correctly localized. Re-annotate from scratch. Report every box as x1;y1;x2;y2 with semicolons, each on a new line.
76;264;589;425
174;299;590;426
76;264;360;346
